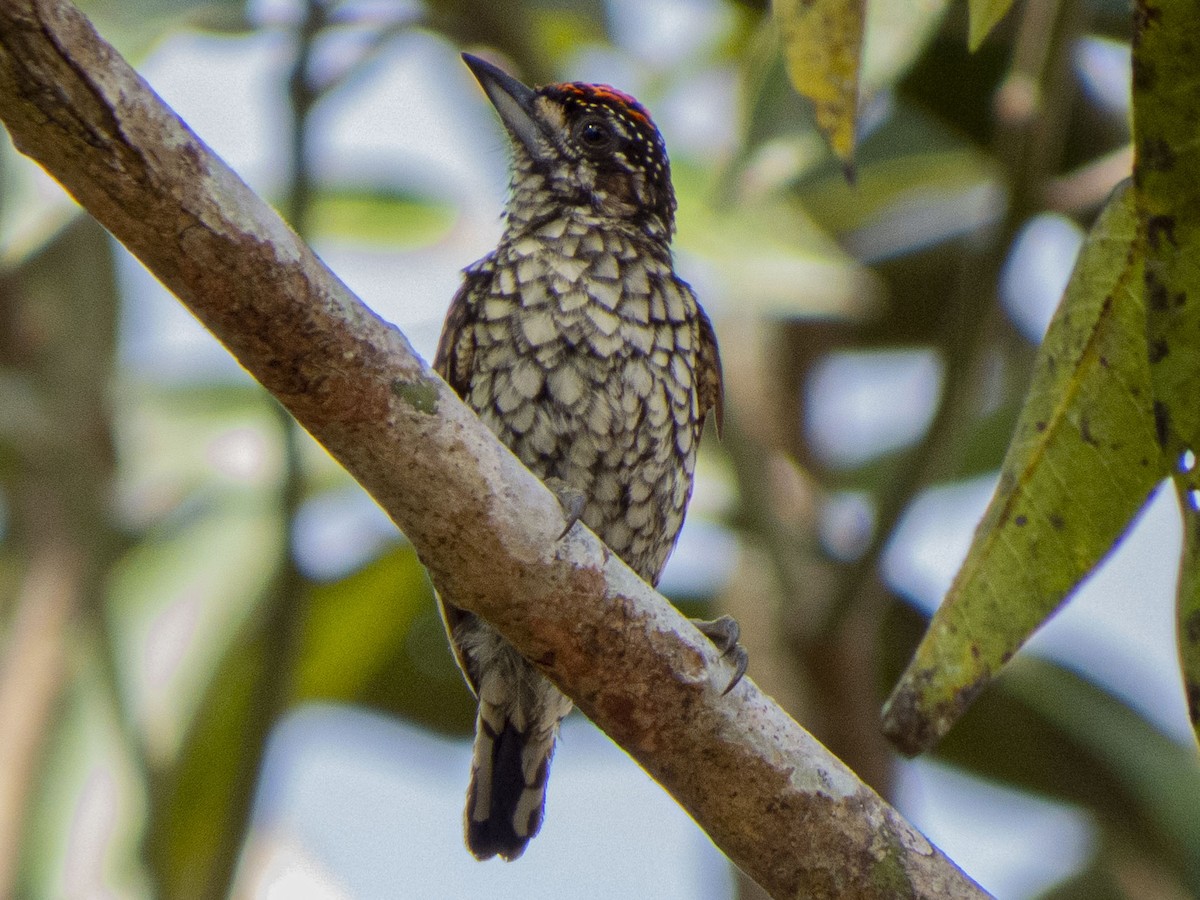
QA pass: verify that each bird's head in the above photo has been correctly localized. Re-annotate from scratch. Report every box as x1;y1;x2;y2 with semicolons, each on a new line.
463;53;676;236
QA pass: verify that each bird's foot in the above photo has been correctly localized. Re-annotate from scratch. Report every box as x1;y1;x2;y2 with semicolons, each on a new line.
545;477;587;540
691;614;748;695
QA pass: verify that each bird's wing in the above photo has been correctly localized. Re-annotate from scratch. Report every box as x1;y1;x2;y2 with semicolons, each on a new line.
433;259;494;396
432;260;502;697
437;595;482;696
696;304;724;437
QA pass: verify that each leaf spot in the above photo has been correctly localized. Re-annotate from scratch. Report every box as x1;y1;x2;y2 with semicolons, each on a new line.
1079;415;1098;447
1139;136;1176;172
1147;214;1178;249
1133;2;1163;37
1145;269;1170;310
1132;57;1157;92
1149;337;1170;363
1154;400;1171;447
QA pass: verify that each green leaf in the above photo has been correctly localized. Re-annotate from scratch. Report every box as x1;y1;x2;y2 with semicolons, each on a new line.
1006;661;1200;890
146;544;472;898
1175;479;1200;745
147;612;276;900
743;0;948;174
75;0;251;57
529;6;609;62
955;663;1200;881
108;498;281;758
735;21;828;169
306;187;455;247
673;162;878;320
772;0;865;168
967;0;1016;51
1134;0;1200;460
1039;862;1126;900
295;545;432;703
861;0;951;95
798;145;993;241
19;654;147;900
880;603;1200;891
297;547;473;736
1131;0;1200;744
882;183;1163;755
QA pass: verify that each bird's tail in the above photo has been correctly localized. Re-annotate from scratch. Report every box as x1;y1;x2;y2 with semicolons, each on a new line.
464;666;568;861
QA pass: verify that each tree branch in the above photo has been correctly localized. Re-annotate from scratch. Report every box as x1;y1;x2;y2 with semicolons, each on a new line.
0;1;989;896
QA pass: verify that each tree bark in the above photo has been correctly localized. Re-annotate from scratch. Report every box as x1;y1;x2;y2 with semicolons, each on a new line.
0;1;990;896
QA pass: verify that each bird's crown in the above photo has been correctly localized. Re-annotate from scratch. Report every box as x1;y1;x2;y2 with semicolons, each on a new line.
464;54;677;235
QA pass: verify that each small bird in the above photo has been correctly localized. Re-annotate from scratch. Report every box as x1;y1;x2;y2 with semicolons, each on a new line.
434;52;744;862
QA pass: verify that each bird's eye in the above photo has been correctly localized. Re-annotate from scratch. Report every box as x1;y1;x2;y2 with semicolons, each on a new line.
574;117;615;151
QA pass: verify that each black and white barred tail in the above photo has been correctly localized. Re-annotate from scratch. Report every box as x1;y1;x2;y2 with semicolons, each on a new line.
449;609;573;861
465;691;560;860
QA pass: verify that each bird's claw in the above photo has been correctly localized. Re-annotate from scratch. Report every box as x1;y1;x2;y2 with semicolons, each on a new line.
545;477;587;540
691;614;748;695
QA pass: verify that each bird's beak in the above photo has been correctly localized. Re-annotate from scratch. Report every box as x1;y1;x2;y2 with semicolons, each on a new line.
462;53;554;160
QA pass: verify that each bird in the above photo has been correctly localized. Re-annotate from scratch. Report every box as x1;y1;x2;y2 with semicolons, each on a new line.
434;51;744;862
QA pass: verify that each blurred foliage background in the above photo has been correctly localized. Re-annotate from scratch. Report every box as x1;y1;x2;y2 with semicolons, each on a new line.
1;0;1198;897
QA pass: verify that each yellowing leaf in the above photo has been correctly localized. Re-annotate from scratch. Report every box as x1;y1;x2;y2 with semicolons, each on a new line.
882;183;1162;755
968;0;1016;51
772;0;865;168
